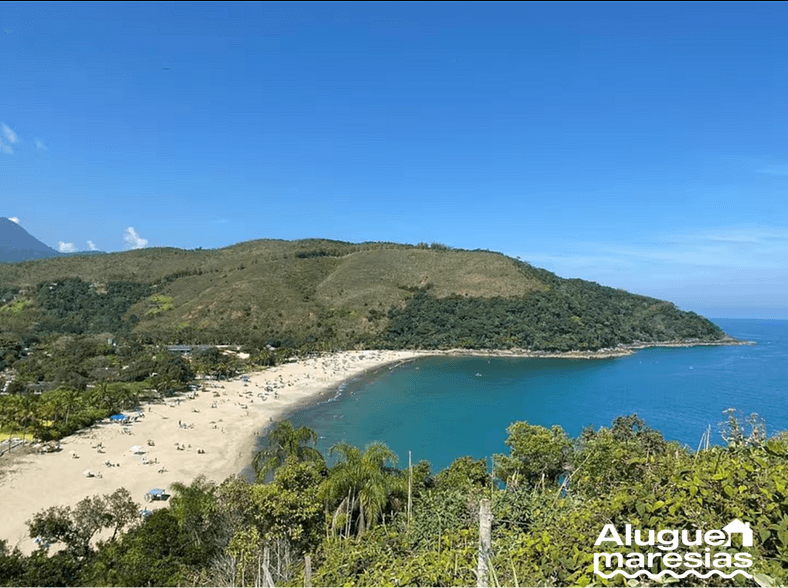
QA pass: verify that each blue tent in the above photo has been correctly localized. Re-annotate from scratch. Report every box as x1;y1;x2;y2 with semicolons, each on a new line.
110;414;125;422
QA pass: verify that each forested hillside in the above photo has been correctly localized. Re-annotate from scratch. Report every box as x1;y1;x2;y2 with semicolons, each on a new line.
0;239;727;351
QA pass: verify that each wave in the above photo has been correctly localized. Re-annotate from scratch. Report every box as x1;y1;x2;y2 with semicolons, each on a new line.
594;568;752;580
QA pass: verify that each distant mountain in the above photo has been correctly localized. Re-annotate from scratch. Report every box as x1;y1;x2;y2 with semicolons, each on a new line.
0;217;61;263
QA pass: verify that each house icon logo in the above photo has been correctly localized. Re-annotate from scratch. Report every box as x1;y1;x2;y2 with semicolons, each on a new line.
723;519;753;547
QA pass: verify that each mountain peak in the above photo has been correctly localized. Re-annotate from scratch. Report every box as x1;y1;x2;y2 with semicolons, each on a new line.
0;217;61;263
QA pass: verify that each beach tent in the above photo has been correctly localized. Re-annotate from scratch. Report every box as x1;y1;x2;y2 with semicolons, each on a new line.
110;414;125;422
130;445;145;454
144;488;167;502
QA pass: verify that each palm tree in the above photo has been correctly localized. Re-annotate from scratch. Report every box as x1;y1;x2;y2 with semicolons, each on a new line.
13;393;40;443
0;396;12;444
320;441;405;537
252;421;324;481
62;388;82;427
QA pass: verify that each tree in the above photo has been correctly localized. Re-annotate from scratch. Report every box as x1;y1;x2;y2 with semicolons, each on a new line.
0;540;26;585
26;488;139;560
56;388;82;428
434;456;489;491
257;458;325;549
320;441;405;537
252;421;324;481
13;393;40;442
81;509;195;587
169;475;225;554
569;414;668;497
493;421;570;488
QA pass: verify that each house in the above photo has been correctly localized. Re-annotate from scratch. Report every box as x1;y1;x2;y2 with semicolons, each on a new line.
723;519;753;547
167;345;194;354
166;344;214;354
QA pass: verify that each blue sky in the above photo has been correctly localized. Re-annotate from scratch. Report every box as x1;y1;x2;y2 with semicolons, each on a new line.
1;2;787;318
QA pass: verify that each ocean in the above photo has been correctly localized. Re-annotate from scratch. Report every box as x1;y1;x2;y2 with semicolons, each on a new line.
285;319;788;473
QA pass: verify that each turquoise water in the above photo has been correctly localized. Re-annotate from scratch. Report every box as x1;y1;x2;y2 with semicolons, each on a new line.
285;319;788;473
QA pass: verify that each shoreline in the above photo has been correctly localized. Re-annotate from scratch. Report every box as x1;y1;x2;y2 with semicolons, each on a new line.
0;338;746;554
388;336;752;360
0;350;424;554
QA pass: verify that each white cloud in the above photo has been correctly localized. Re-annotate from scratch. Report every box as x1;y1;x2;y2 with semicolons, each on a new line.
35;139;48;151
87;240;97;251
2;123;18;144
124;227;148;249
57;241;77;253
0;123;17;154
8;217;19;224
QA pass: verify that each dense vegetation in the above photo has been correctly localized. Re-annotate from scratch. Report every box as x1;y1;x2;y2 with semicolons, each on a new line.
34;279;152;336
385;286;724;351
1;413;786;587
0;335;194;441
0;331;306;444
0;238;727;350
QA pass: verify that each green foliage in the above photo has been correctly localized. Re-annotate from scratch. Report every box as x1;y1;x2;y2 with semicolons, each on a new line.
319;441;406;538
16;412;788;587
569;414;668;497
434;455;490;491
251;459;326;552
719;408;768;450
0;298;30;315
34;278;151;336
0;332;24;370
26;488;138;560
191;346;239;378
313;526;480;587
0;540;26;586
168;476;226;555
295;248;344;259
81;509;197;587
494;421;571;488
0;285;19;304
252;421;325;481
146;293;174;315
0;334;193;442
385;287;726;351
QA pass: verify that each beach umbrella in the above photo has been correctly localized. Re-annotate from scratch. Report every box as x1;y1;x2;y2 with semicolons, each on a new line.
130;445;145;454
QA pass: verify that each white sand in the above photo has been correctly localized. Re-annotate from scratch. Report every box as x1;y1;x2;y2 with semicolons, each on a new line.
0;350;424;554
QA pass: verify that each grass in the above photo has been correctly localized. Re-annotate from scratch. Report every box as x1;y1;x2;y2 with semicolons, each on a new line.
146;294;174;315
0;299;31;314
0;429;35;443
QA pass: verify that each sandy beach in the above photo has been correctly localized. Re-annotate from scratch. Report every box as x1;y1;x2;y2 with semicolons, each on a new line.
0;350;425;554
0;340;744;554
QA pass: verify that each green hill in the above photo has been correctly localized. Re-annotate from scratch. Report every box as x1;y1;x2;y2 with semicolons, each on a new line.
0;239;727;351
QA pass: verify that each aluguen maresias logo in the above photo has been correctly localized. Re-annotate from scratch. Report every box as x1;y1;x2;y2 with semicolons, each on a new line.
593;519;754;581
